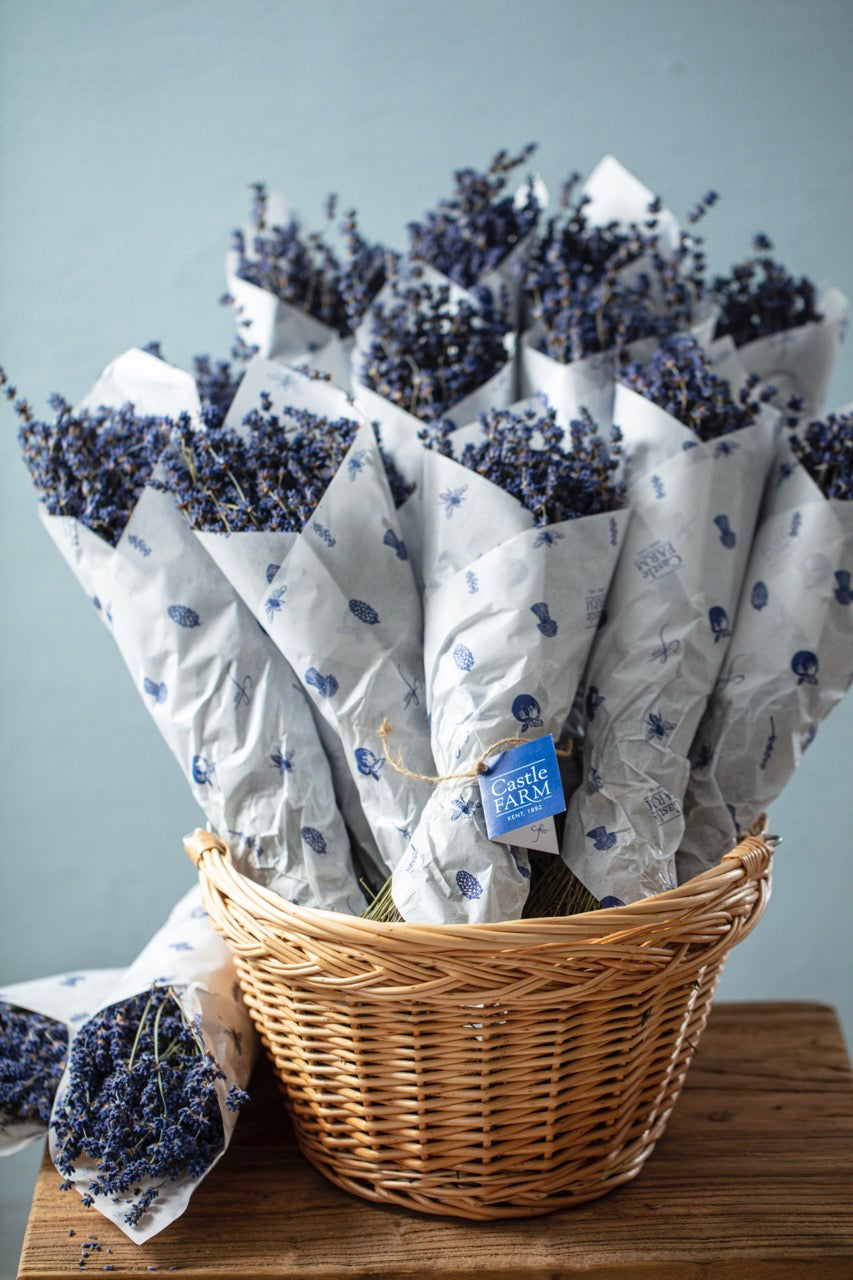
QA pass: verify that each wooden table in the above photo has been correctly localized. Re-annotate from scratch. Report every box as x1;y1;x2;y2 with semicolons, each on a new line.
16;1001;853;1279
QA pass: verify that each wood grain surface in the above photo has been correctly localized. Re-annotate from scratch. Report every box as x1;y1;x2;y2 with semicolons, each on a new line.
16;1001;853;1280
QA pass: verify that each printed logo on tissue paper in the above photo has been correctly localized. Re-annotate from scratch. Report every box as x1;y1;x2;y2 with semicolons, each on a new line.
634;540;683;582
644;788;681;826
478;735;566;855
585;588;607;629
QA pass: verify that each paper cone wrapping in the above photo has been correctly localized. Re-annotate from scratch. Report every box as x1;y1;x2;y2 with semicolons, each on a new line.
48;885;255;1243
391;444;630;923
562;381;778;905
678;433;853;881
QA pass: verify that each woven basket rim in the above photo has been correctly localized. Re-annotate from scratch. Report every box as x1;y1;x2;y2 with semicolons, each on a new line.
184;825;773;953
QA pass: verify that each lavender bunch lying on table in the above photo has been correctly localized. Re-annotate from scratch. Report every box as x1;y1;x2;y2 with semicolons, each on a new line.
52;985;249;1229
164;365;435;882
679;408;853;882
382;399;629;924
559;333;779;909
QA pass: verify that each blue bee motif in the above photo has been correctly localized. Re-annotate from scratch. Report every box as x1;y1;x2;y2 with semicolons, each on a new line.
586;826;617;852
586;685;605;723
354;747;384;780
450;795;482;821
127;533;151;556
383;528;408;560
265;586;287;622
692;743;713;771
600;895;625;908
169;941;193;952
305;667;339;698
312;520;336;547
466;570;479;594
438;485;468;518
168;604;200;628
271;749;295;773
645;711;676;742
609;516;619;546
192;755;215;785
456;869;483;900
708;605;731;643
143;677;167;704
533;528;564;549
713;514;737;549
789;511;802;538
791;650;819;685
301;827;327;854
453;644;475;671
511;693;543;733
834;570;852;606
651;474;665;499
347;449;368;479
751;581;769;611
589;768;603;792
349;598;380;624
714;439;739;458
59;975;85;987
265;563;280;584
650;625;680;663
530;602;557;637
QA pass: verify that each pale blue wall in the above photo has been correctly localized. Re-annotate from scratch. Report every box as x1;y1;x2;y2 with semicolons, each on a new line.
1;1;851;1272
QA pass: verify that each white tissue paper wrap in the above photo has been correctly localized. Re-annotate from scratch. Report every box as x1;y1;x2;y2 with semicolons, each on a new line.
562;378;778;907
195;365;435;881
48;885;255;1243
678;431;853;882
42;348;360;912
0;970;123;1155
391;433;630;923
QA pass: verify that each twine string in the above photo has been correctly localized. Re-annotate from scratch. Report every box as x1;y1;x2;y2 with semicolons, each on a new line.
378;717;573;786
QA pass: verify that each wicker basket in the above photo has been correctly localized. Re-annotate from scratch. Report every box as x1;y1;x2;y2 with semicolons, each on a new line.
185;828;773;1220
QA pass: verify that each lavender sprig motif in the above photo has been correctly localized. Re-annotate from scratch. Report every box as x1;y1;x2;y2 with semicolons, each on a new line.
714;234;822;347
790;411;852;500
424;403;625;526
52;986;249;1228
230;184;394;337
407;144;541;290
159;402;361;533
360;271;511;424
524;181;715;364
619;333;771;441
0;1003;67;1128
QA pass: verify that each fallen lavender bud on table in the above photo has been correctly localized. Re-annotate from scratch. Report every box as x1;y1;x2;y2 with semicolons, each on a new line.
52;985;249;1230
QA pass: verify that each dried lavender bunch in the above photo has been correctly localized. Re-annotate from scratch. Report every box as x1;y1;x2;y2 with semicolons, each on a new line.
0;1002;68;1128
231;184;393;336
6;374;171;548
790;410;852;500
619;333;770;441
713;234;822;347
158;399;361;533
360;272;510;423
524;181;714;363
424;402;625;525
52;986;249;1228
407;144;541;290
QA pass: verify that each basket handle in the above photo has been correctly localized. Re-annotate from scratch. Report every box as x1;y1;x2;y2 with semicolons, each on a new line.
721;829;777;880
184;828;229;867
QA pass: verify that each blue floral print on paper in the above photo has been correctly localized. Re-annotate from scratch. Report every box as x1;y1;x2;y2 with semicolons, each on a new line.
396;665;422;709
466;570;479;594
347;449;368;479
586;685;605;722
456;869;483;900
708;606;731;643
650;474;665;499
143;677;167;704
751;581;769;610
438;485;468;518
589;767;603;792
530;602;557;637
450;795;482;821
645;711;676;742
609;516;619;546
586;826;617;852
167;604;200;628
127;533;151;556
714;439;739;458
313;521;336;547
759;717;777;770
271;749;295;774
713;514;736;549
383;528;408;560
229;673;253;707
834;570;852;606
192;755;215;785
791;650;819;685
305;667;338;698
354;747;384;780
511;693;543;733
453;644;475;671
301;827;327;854
533;528;564;549
265;586;287;622
650;625;680;663
265;563;280;584
349;598;380;624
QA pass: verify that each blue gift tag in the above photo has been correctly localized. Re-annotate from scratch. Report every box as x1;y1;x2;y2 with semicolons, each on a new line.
478;735;566;853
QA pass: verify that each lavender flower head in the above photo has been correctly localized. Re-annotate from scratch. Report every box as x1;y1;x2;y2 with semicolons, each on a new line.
230;183;394;336
714;234;822;347
619;333;771;441
790;410;852;500
407;144;541;290
424;402;625;526
158;399;362;533
0;1002;68;1128
52;986;249;1228
359;269;511;423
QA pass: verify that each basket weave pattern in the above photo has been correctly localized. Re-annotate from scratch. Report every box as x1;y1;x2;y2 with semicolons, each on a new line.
186;831;773;1219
